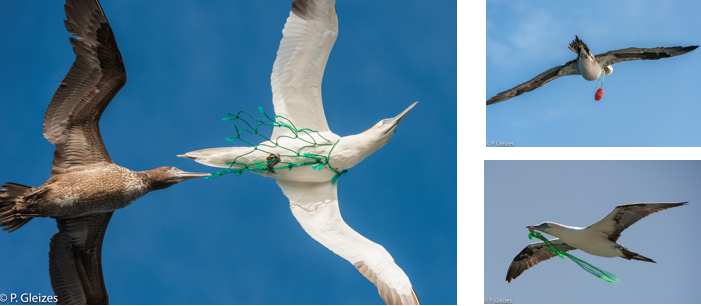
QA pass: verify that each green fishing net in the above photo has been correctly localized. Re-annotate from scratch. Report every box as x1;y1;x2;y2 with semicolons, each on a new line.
528;230;620;283
207;107;347;183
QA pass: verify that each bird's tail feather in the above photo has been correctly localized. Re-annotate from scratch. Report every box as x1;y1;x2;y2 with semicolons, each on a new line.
0;183;33;232
568;35;590;55
621;249;656;263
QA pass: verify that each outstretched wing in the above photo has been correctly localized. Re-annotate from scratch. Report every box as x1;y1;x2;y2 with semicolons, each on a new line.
277;180;420;305
595;45;698;67
270;0;337;140
49;212;113;305
506;238;576;283
586;202;687;242
45;0;126;176
486;60;579;105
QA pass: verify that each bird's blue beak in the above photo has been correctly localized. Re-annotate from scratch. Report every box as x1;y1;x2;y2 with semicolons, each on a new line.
383;102;418;131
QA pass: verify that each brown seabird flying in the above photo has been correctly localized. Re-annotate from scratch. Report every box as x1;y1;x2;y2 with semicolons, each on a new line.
487;36;698;105
506;202;687;283
0;0;208;304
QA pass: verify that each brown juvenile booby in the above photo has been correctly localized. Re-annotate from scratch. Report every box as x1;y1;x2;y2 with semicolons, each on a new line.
506;202;687;283
487;36;698;105
0;0;208;304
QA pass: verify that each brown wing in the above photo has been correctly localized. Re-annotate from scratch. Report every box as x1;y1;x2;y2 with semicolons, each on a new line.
486;59;579;105
586;202;687;243
506;238;576;283
45;0;126;176
595;45;698;67
49;212;113;305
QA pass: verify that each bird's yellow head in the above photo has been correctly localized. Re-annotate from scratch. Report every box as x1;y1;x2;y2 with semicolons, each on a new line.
361;101;418;139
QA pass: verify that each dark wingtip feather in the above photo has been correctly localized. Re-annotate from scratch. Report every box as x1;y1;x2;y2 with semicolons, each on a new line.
682;45;698;53
291;0;311;21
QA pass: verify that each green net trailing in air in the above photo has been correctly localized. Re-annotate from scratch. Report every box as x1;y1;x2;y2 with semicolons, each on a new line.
207;107;347;183
528;230;621;283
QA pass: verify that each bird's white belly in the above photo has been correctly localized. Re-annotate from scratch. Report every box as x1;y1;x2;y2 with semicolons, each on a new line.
577;58;602;81
231;144;342;183
561;234;622;258
262;165;339;183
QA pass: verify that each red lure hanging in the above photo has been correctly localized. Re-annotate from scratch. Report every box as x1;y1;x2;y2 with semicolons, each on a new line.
595;88;604;101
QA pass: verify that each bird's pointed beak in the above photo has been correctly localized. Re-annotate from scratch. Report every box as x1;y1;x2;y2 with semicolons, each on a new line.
527;223;550;232
385;101;418;129
167;168;210;181
177;154;195;160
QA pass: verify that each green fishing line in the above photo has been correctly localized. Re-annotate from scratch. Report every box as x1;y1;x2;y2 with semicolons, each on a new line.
207;107;346;182
595;68;606;90
528;230;620;283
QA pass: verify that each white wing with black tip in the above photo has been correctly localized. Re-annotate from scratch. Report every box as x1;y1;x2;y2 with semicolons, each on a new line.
270;0;338;140
277;180;420;305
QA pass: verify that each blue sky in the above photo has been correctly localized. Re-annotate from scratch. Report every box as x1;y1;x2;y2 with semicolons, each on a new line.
485;161;701;303
487;0;701;146
0;1;456;304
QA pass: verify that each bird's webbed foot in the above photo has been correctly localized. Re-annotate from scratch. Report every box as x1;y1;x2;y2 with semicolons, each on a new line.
266;153;282;173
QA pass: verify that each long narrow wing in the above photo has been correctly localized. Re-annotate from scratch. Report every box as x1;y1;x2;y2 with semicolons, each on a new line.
506;238;576;283
270;0;337;140
486;59;579;105
595;46;698;67
277;180;420;305
585;202;687;242
45;0;126;176
49;212;113;305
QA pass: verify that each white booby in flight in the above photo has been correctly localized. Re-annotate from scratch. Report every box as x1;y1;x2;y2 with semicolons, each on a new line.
487;36;698;105
179;0;419;304
506;202;687;283
0;0;208;304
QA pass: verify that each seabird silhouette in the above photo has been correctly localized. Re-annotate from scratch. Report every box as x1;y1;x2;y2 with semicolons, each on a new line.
487;36;698;105
179;0;420;304
0;0;208;304
506;202;687;283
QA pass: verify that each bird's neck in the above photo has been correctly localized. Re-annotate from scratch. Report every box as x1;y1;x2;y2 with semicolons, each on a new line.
329;133;386;171
546;223;583;239
140;169;172;191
